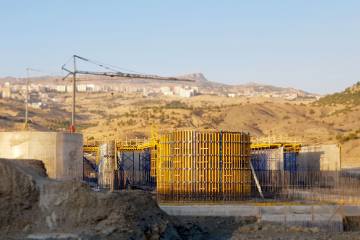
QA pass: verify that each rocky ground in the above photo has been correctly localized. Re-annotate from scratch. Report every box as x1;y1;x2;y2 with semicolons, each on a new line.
2;159;360;239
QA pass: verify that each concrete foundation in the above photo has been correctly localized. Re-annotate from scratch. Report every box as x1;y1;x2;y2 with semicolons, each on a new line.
0;131;83;180
159;204;360;231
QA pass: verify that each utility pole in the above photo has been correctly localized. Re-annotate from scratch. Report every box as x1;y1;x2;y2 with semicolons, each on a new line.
71;56;77;133
24;68;30;129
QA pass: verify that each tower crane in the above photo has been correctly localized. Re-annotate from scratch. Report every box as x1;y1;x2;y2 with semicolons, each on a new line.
61;55;194;132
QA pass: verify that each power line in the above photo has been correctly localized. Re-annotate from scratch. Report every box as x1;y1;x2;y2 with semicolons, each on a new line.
62;55;144;75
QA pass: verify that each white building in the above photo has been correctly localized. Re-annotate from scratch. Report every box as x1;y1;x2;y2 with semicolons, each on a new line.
174;86;198;98
30;102;43;109
56;85;67;93
178;88;195;98
66;84;102;93
159;86;199;98
160;86;173;96
2;82;11;98
77;84;87;92
67;85;74;93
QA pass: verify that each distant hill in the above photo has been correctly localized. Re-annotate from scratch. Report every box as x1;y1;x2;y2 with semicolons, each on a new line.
176;73;317;97
176;73;226;88
0;72;318;98
0;77;21;83
316;82;360;105
240;82;314;96
177;73;209;83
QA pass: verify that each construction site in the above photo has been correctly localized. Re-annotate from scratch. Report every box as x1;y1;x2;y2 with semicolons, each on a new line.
1;55;360;240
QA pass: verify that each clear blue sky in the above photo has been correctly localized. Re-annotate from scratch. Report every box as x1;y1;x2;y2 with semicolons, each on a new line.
0;1;359;94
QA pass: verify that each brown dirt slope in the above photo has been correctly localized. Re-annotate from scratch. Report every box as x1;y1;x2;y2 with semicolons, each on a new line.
0;159;180;239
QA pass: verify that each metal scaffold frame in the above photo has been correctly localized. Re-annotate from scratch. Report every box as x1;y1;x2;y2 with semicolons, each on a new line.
83;127;159;189
83;131;360;205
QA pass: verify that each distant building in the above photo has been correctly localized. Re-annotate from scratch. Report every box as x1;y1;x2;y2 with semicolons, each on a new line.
178;88;196;98
77;84;98;92
56;85;67;92
40;93;49;103
67;85;74;93
77;84;87;92
62;84;102;93
285;93;298;100
161;86;199;98
30;102;44;109
160;86;173;96
2;82;12;98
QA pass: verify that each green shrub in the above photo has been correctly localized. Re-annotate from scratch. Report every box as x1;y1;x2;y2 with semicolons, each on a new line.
192;108;204;117
164;101;189;109
316;84;360;106
336;133;359;143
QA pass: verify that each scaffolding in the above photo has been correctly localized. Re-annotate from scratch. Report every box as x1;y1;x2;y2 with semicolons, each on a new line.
248;138;360;203
83;129;158;189
250;138;301;198
82;131;360;205
115;149;155;189
156;130;252;201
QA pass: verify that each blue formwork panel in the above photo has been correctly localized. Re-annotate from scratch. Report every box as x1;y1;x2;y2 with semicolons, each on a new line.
284;152;297;172
251;153;269;171
117;149;155;189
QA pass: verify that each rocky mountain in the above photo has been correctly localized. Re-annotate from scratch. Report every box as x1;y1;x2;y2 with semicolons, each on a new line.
177;73;317;97
177;73;209;83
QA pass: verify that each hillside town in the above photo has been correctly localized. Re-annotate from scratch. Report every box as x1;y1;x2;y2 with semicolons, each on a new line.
0;74;319;110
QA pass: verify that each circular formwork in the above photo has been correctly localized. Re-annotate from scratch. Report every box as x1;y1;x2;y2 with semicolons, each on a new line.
156;130;251;202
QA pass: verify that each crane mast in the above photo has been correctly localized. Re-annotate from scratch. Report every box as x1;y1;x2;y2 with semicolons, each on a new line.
62;55;194;133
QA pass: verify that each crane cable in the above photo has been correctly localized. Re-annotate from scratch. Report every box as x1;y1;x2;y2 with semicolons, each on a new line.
73;55;145;75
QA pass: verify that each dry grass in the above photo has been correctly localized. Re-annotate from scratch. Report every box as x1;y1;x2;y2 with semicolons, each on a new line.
1;92;359;167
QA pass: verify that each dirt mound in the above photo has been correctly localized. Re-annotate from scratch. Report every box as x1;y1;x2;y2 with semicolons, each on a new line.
0;159;44;233
0;159;180;239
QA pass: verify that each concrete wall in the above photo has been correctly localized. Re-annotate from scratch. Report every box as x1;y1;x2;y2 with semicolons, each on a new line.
98;142;116;188
159;204;360;231
0;131;83;180
297;144;341;171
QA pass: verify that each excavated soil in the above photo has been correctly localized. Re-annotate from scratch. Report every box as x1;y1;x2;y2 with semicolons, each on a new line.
2;158;360;240
0;159;180;239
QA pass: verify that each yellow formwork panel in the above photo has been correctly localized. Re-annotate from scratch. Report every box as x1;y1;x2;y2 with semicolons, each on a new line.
251;143;301;152
150;147;157;177
83;145;100;164
156;130;251;201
